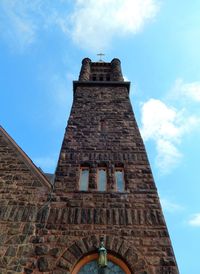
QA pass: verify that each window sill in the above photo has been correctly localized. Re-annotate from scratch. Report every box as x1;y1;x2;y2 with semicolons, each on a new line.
75;190;130;194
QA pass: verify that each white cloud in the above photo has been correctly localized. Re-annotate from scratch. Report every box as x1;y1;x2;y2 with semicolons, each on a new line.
172;78;200;102
156;139;182;172
140;98;199;174
188;213;200;227
160;198;184;213
0;1;40;51
0;0;160;51
67;0;160;51
141;99;181;142
123;75;129;81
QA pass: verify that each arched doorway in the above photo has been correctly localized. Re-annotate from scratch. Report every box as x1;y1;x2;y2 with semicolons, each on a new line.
72;253;131;274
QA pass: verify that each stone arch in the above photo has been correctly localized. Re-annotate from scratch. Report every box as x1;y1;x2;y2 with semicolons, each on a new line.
72;253;131;274
55;235;153;274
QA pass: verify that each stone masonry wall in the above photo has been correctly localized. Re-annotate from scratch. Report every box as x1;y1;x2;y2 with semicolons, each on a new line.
0;131;51;274
52;83;179;274
0;79;179;273
55;85;149;192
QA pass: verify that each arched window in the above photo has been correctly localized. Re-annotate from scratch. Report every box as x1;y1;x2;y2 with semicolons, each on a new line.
79;167;89;190
72;253;131;274
115;168;125;192
97;168;107;191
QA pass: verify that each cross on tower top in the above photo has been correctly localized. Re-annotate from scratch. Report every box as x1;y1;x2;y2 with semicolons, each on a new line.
97;53;105;62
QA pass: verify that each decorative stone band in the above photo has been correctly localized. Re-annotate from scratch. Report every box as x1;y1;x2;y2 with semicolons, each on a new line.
59;151;147;162
0;204;165;226
47;207;165;226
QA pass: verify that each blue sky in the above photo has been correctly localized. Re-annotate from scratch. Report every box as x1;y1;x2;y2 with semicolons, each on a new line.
0;1;200;273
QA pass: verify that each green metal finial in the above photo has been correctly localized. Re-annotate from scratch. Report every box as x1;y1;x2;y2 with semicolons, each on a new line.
98;237;107;268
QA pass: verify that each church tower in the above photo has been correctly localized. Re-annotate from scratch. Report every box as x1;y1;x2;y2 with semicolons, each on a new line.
0;57;179;274
54;58;179;274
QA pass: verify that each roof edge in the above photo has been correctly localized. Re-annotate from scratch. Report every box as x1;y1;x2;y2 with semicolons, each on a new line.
0;126;52;189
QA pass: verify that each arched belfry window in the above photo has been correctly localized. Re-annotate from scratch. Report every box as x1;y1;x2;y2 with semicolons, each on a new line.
72;253;131;274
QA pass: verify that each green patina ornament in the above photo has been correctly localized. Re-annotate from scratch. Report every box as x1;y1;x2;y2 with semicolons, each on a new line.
98;238;108;268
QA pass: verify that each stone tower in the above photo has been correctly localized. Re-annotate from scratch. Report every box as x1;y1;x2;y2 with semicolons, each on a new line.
53;58;179;273
0;58;179;274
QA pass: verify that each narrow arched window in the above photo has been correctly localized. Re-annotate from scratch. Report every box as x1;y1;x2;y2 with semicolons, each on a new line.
106;75;110;81
80;168;89;191
115;169;124;192
99;74;104;81
97;168;107;191
92;74;97;81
